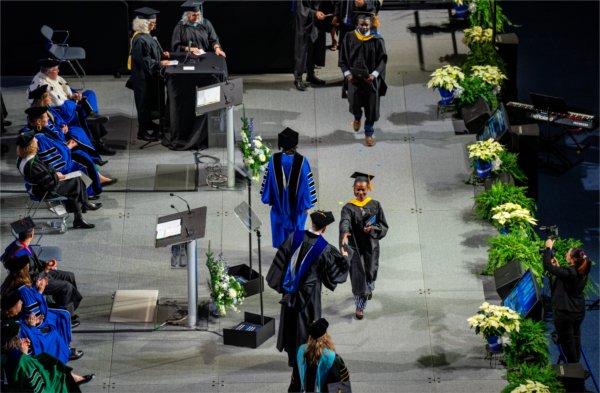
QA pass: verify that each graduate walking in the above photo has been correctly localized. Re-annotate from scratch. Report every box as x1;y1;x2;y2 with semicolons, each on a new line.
267;211;349;367
340;173;388;320
260;128;317;248
339;11;387;147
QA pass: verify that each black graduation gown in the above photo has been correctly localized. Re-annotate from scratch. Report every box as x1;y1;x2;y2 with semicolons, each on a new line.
294;0;327;76
17;155;87;214
289;353;349;392
334;0;377;46
267;231;349;365
171;20;220;53
339;32;387;122
339;199;388;297
130;33;163;129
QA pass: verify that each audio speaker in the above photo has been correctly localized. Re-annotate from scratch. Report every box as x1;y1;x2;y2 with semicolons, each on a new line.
461;97;491;134
552;363;587;393
494;260;524;299
496;33;519;103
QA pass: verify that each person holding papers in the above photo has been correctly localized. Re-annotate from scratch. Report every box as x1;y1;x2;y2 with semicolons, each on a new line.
338;11;387;146
129;7;172;142
15;131;98;229
171;1;226;57
340;172;388;320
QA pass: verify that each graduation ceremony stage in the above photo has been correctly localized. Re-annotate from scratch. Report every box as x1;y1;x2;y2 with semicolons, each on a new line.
1;4;598;393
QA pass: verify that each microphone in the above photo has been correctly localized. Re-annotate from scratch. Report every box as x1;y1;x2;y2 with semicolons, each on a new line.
170;193;191;215
170;204;191;237
183;39;192;64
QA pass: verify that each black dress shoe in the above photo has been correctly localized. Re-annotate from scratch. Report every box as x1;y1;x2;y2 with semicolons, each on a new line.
95;144;116;156
77;374;95;385
73;218;95;229
86;113;109;125
71;320;81;329
88;195;100;201
294;80;307;91
97;159;109;166
101;178;118;187
69;348;84;361
307;75;326;85
137;132;159;142
72;314;80;321
82;201;102;211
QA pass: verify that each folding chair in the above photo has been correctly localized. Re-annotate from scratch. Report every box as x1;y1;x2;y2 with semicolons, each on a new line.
40;25;86;88
25;188;69;235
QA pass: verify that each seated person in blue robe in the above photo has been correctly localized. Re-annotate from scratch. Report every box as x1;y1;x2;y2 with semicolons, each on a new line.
260;128;317;248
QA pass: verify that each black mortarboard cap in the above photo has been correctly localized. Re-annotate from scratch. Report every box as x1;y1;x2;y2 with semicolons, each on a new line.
10;217;35;236
38;58;61;68
134;7;160;19
181;0;204;11
278;127;299;150
1;291;22;311
350;172;374;181
24;106;47;119
1;320;21;343
310;210;335;229
4;255;30;273
28;85;49;100
308;318;329;339
354;10;375;19
15;131;35;148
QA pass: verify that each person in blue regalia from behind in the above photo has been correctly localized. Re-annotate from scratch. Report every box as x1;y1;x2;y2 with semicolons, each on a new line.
260;128;318;248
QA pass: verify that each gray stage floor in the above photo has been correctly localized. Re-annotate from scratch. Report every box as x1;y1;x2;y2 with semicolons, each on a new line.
1;10;510;392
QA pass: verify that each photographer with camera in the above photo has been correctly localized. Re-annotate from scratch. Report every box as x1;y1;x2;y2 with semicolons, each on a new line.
543;238;591;363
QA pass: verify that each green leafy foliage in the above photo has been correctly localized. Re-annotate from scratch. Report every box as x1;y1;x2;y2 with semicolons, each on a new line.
474;182;536;222
485;234;544;283
504;319;551;368
206;242;246;316
462;43;507;76
498;150;527;183
456;76;499;112
468;0;512;32
501;363;563;393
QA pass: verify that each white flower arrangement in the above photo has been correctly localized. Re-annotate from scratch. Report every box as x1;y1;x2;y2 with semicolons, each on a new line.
426;65;465;92
239;108;271;182
510;380;551;393
463;26;494;46
491;203;538;234
467;302;521;339
470;65;507;87
467;139;504;163
206;243;245;316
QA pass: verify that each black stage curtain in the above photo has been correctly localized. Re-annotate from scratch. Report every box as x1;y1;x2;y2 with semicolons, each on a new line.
0;0;294;76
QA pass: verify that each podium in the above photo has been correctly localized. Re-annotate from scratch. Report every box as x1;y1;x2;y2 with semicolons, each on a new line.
155;206;207;328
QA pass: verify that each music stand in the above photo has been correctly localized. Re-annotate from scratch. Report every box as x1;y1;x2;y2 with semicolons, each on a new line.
223;201;275;348
155;206;207;328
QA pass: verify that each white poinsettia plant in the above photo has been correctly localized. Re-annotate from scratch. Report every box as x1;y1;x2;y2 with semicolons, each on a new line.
239;108;271;182
426;65;465;92
510;380;551;393
467;302;521;340
463;26;493;46
470;65;507;87
206;243;245;316
467;139;504;167
491;202;538;233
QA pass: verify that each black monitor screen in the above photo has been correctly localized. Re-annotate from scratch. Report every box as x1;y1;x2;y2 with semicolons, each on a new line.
502;269;540;318
482;103;510;141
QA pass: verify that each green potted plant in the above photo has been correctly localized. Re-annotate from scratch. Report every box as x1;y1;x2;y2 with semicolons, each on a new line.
206;243;246;316
491;202;537;236
504;380;552;393
426;65;465;104
451;0;469;19
455;76;500;113
485;233;543;279
504;319;551;368
461;42;507;75
497;150;528;183
468;0;512;33
463;26;494;47
467;302;521;351
501;363;563;393
470;65;507;88
467;139;504;178
474;182;536;222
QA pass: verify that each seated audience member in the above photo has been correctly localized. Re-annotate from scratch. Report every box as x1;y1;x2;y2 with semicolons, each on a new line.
24;106;117;196
289;318;350;393
1;217;82;320
27;58;115;156
171;0;226;57
29;84;105;165
0;256;82;364
1;319;94;391
15;131;98;229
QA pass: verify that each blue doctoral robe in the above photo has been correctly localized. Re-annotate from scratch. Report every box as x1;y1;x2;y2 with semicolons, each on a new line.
260;152;317;248
17;285;72;365
47;106;100;163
